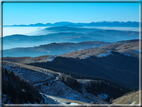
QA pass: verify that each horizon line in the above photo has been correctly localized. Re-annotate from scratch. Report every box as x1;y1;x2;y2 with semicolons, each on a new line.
3;21;140;26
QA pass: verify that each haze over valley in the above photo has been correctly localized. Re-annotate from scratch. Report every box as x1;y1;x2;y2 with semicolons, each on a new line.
3;22;139;51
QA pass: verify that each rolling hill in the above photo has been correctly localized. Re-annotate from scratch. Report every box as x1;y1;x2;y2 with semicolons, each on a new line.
28;40;140;90
60;40;140;58
2;55;55;64
3;41;111;57
2;40;139;104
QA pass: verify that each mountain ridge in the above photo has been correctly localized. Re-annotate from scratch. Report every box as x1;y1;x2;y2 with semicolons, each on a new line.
4;21;139;27
3;41;111;57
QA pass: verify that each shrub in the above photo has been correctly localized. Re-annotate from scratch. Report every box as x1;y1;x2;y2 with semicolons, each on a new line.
57;73;82;93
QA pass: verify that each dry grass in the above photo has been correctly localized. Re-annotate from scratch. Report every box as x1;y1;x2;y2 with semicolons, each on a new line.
3;60;58;75
113;90;141;104
2;55;54;64
60;41;139;59
2;41;140;63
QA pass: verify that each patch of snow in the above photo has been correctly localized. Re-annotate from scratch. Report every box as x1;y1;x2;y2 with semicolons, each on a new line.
2;62;107;104
39;81;106;103
46;56;56;62
41;93;59;104
82;55;90;59
2;94;11;104
130;101;137;105
2;94;7;103
97;51;112;57
45;95;66;104
55;73;61;80
79;80;90;84
98;93;108;100
119;52;131;56
69;103;79;105
25;59;34;63
132;50;140;54
2;62;54;84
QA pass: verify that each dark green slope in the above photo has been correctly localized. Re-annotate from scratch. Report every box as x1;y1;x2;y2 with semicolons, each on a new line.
29;51;139;89
2;68;44;104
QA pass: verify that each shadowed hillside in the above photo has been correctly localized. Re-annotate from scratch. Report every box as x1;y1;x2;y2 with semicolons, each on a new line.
29;51;139;89
2;68;44;104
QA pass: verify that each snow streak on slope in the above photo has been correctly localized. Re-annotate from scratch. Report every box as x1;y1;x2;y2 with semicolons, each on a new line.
97;51;112;57
37;80;107;104
132;50;140;54
119;52;131;56
2;61;108;104
46;56;56;62
82;55;90;59
2;61;55;84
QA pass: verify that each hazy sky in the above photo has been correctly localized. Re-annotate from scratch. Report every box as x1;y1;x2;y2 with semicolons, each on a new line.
3;3;139;25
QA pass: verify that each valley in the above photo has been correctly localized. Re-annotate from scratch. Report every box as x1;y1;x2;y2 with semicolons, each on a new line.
2;22;141;105
2;38;141;105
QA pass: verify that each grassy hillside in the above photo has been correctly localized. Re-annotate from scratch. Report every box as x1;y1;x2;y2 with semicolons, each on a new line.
113;90;141;104
60;41;140;58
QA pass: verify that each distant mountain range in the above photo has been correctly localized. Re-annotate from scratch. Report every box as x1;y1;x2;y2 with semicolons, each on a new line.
3;26;139;50
3;41;111;57
4;21;139;27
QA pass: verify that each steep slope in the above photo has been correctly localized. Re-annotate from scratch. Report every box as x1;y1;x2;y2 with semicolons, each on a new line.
2;68;44;104
2;66;94;105
2;61;108;104
38;80;107;104
3;61;131;104
78;79;130;102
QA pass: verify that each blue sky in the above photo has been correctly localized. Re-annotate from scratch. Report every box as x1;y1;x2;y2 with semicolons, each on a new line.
3;3;139;25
